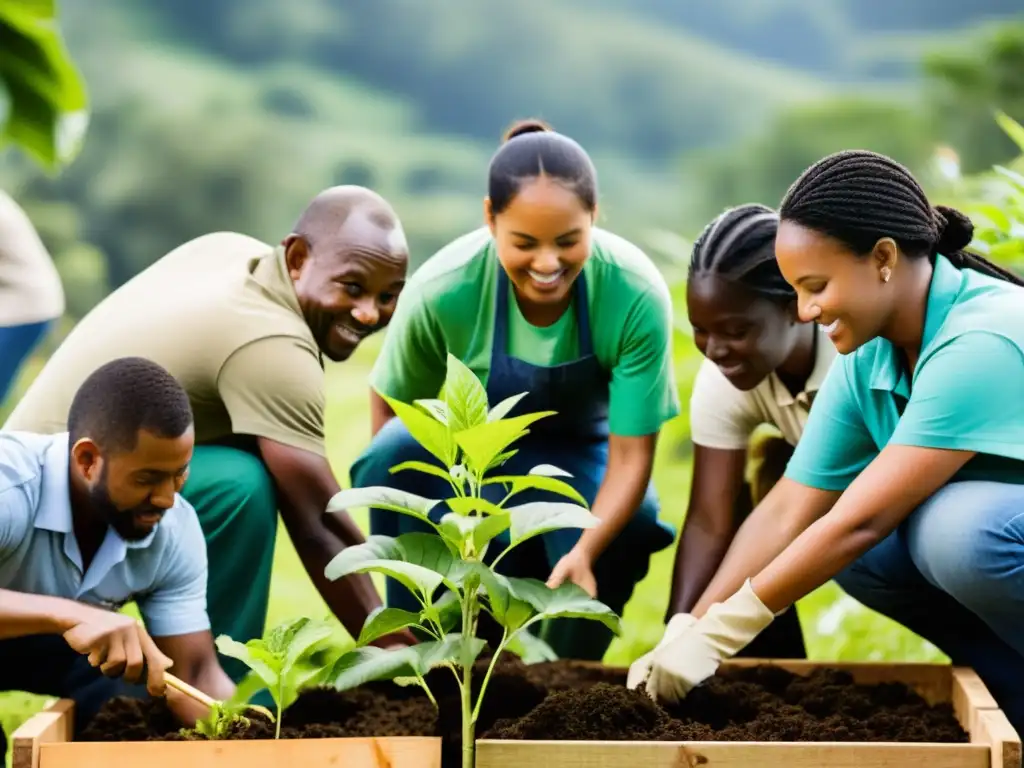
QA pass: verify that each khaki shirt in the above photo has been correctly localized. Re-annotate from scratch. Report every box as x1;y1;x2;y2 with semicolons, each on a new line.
3;232;327;457
689;327;838;450
0;190;64;326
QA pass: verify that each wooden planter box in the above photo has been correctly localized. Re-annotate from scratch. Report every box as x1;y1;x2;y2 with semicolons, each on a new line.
10;698;440;768
476;660;1022;768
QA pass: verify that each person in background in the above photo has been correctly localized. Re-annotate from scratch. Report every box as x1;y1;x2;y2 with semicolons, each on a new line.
350;119;679;661
0;357;235;755
0;189;65;406
630;150;1024;735
629;204;837;685
3;186;415;686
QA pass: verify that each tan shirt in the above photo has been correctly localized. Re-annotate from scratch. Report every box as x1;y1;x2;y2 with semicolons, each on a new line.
689;327;838;450
0;190;64;326
3;232;327;457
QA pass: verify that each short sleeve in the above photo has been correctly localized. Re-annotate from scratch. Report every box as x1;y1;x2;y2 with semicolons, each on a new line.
891;332;1024;459
0;485;32;556
217;337;326;457
689;359;761;450
369;286;448;404
137;500;211;637
784;356;879;491
608;285;681;437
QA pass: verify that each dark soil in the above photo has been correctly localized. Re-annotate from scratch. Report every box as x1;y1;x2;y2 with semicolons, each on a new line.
79;659;967;766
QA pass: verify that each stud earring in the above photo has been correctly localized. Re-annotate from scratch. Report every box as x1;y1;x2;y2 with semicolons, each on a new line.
880;266;892;283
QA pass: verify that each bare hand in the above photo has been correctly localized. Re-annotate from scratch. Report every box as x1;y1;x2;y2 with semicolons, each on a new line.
546;548;598;597
62;607;173;696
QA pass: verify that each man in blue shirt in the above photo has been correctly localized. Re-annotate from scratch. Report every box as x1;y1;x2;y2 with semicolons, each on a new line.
1;357;234;751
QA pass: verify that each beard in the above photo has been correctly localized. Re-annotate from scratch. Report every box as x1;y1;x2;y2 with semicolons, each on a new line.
89;470;165;542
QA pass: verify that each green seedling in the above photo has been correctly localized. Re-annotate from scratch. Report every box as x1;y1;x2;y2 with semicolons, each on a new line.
179;673;274;740
216;616;335;739
323;354;622;768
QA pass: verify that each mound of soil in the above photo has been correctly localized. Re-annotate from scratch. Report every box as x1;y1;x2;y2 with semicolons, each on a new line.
78;659;967;766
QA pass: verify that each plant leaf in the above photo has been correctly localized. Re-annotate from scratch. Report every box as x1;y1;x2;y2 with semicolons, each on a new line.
996;110;1024;155
507;502;599;546
357;606;423;646
446;497;507;516
507;631;559;664
414;398;450;425
439;511;511;553
483;475;587;506
415;633;486;671
325;533;460;596
454;412;555;476
328;646;421;690
346;560;448;601
441;354;489;432
487;449;518;470
529;464;573;478
506;578;622;634
421;589;463;634
326;486;441;529
389;460;453;485
476;570;535;631
381;393;457;466
282;618;335;670
488;392;528;422
216;636;280;688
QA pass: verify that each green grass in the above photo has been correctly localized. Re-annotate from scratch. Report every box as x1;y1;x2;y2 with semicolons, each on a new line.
0;336;944;765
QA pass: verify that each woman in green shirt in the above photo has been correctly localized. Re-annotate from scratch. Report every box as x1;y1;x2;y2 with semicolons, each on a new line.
350;119;680;660
631;150;1024;732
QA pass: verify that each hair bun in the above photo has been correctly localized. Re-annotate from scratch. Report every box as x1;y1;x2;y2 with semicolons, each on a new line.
502;118;552;143
933;205;975;254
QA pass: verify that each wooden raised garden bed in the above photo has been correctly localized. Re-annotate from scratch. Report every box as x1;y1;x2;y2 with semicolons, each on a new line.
11;658;1019;768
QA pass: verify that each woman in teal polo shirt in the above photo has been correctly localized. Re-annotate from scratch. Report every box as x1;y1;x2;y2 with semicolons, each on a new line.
349;119;679;660
631;149;1024;731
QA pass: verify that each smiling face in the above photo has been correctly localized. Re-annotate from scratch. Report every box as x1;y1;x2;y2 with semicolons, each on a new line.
687;273;804;391
486;175;594;320
286;215;408;361
774;220;896;354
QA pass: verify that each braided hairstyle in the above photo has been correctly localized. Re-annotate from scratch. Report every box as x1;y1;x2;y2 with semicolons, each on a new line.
779;150;1023;286
487;118;598;216
689;203;796;304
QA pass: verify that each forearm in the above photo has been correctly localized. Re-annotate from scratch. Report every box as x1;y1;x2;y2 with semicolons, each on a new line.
0;589;85;638
575;456;651;562
667;518;734;619
369;388;396;437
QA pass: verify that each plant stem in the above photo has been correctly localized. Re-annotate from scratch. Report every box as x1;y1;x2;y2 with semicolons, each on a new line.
471;629;508;724
275;702;282;740
460;575;479;768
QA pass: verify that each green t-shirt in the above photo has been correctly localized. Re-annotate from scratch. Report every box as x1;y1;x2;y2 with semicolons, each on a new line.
370;226;680;437
785;253;1024;491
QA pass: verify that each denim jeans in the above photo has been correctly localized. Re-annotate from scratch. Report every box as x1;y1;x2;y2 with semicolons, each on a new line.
835;480;1024;734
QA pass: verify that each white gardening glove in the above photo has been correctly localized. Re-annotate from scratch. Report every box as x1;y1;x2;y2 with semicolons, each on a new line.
646;579;777;704
626;612;698;690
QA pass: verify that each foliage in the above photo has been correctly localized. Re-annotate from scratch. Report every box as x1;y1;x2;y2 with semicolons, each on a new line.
0;0;88;169
323;355;620;768
215;616;335;739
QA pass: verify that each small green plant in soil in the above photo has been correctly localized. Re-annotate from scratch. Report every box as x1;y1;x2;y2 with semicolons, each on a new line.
214;616;335;739
323;354;621;768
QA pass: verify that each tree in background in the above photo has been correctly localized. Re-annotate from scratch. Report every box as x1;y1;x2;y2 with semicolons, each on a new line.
0;0;88;170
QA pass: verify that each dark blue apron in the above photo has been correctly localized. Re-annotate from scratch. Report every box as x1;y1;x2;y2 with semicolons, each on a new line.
352;260;675;658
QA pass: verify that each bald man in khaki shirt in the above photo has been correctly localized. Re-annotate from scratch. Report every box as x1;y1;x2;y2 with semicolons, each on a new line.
4;186;414;680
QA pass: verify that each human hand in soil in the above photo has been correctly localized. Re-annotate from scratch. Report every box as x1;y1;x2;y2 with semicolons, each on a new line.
645;579;775;704
546;548;597;597
62;607;173;696
625;612;698;690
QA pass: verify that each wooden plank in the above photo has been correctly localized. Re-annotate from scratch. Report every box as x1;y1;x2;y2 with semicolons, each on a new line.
36;736;441;768
10;699;73;768
475;740;990;768
975;709;1023;768
954;667;1000;735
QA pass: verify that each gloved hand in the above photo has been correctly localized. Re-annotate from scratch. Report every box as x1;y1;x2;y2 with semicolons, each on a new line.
645;579;777;704
626;612;698;690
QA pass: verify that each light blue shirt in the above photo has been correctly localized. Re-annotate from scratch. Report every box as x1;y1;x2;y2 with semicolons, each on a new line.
0;430;210;637
786;253;1024;491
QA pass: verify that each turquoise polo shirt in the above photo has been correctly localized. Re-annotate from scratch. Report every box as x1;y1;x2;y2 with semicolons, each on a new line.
786;253;1024;491
0;430;210;637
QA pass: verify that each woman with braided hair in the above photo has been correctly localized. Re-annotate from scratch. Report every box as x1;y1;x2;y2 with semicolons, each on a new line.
631;204;838;681
631;149;1024;732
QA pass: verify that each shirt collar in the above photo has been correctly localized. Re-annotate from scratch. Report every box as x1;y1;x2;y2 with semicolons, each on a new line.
869;253;963;396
